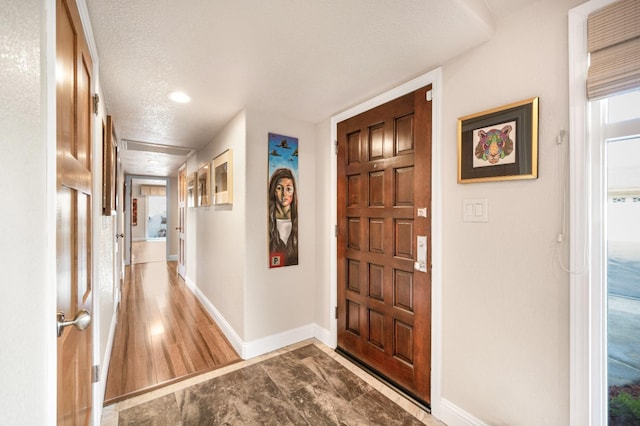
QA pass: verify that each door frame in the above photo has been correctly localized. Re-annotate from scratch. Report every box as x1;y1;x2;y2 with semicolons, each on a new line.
46;0;58;421
329;67;443;416
124;175;170;265
178;163;187;278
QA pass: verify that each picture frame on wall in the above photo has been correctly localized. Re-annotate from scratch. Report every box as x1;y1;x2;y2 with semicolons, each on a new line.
213;149;233;205
457;97;538;183
267;133;299;268
186;172;197;207
197;162;211;207
102;115;117;215
132;198;137;226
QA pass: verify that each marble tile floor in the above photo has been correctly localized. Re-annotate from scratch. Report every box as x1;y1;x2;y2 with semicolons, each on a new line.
101;339;445;425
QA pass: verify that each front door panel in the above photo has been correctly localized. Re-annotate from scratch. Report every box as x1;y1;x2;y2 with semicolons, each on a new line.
337;86;432;404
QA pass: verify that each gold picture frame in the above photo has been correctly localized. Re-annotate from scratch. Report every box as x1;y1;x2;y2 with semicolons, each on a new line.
457;97;538;183
213;149;233;205
186;172;197;207
197;163;211;207
102;115;117;215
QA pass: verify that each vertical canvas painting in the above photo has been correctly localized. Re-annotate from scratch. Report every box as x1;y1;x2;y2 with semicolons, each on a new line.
268;132;299;268
132;198;138;226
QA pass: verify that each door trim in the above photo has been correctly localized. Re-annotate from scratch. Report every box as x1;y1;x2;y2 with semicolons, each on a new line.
329;67;442;416
178;163;187;278
46;0;57;422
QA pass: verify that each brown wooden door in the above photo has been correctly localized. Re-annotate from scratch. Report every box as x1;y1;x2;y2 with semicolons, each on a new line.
56;0;94;423
178;166;187;277
337;86;432;405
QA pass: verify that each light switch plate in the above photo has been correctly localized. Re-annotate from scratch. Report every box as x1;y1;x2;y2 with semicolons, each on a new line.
463;198;488;222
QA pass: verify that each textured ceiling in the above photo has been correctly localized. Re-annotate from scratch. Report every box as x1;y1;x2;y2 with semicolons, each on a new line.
85;0;537;177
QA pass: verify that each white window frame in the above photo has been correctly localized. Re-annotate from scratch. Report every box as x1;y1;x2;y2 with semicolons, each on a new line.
569;1;607;425
569;1;640;424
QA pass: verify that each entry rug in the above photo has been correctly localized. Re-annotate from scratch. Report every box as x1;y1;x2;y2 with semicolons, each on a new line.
117;344;425;425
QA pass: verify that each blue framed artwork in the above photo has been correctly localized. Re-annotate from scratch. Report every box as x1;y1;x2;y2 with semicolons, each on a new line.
267;133;299;268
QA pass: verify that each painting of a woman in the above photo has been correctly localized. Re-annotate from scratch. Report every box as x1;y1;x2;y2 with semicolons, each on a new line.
268;167;298;267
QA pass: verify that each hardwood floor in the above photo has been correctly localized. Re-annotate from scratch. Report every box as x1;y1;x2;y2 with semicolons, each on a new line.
131;240;166;264
104;258;240;405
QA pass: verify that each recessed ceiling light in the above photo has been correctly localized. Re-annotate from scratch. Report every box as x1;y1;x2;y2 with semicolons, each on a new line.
168;91;191;103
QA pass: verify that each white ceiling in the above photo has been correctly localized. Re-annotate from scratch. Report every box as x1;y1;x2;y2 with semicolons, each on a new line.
86;0;538;177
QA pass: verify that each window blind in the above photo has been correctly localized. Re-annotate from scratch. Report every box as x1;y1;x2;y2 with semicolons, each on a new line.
587;0;640;100
140;185;166;196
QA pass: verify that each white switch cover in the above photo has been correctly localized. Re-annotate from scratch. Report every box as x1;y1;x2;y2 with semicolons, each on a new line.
464;203;473;217
463;198;488;222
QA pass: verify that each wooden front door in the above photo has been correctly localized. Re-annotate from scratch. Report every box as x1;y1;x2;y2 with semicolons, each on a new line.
178;165;187;277
56;0;94;423
337;86;432;405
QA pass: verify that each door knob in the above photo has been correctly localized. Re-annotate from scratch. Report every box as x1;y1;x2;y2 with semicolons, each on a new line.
57;310;91;337
116;233;124;239
175;227;182;231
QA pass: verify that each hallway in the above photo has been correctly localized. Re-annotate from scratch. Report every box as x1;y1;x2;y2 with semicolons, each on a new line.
104;246;240;404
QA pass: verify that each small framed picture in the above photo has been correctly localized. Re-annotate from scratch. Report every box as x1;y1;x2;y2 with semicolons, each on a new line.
186;172;197;207
458;97;538;183
102;115;117;215
197;163;211;207
213;149;233;205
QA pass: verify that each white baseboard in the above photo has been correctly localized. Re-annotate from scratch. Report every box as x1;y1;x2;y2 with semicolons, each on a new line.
243;324;316;359
184;275;244;356
100;306;118;387
439;398;487;426
313;323;333;348
94;305;118;425
183;275;329;360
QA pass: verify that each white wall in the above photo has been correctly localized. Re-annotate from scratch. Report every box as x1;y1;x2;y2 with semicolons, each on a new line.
314;120;333;332
185;108;319;347
93;81;118;417
187;111;247;338
0;0;52;423
437;0;582;424
244;108;317;341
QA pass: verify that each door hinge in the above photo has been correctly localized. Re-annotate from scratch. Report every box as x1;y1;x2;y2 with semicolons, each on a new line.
93;93;100;115
335;306;338;319
426;90;433;102
334;225;338;237
334;140;338;155
92;365;100;383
